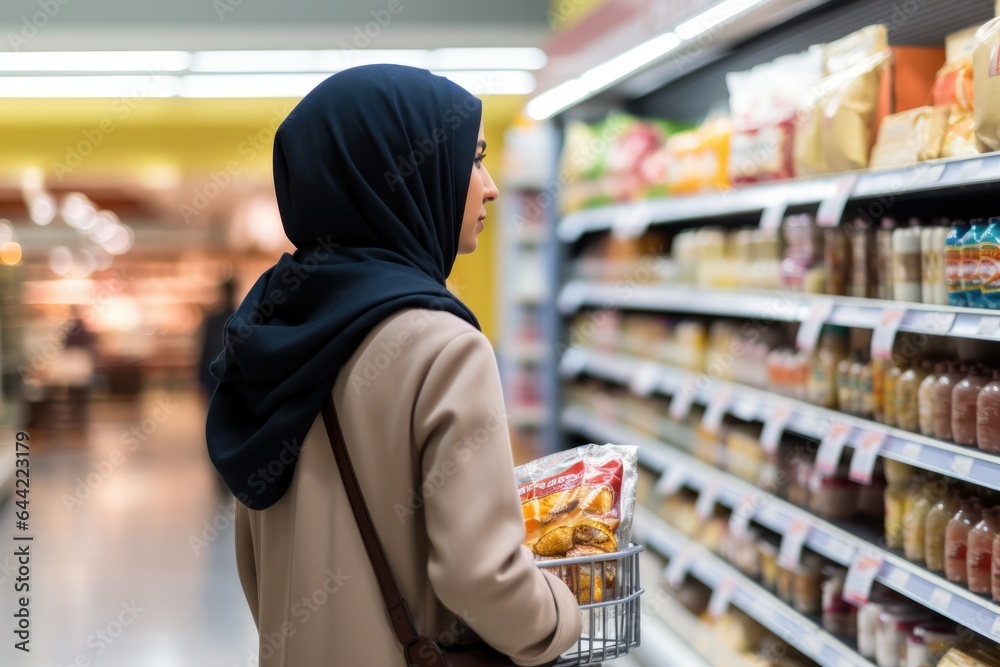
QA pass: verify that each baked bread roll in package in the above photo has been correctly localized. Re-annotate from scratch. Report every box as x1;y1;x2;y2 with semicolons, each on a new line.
974;18;1000;153
515;444;638;605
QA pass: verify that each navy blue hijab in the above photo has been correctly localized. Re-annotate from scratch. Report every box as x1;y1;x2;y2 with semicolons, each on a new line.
206;65;483;510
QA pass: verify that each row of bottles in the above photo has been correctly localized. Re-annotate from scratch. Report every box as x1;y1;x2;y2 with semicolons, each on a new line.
883;463;1000;599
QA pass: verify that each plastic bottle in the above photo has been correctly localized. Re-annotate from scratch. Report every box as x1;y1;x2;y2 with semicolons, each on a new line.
946;221;970;306
837;354;854;414
960;219;986;308
896;362;929;433
893;225;922;302
808;326;848;408
850;218;876;299
953;370;989;447
918;363;943;436
904;480;937;563
933;364;967;442
945;498;982;583
926;492;960;573
921;226;938;304
885;482;909;550
876;218;896;301
968;507;1000;595
883;360;907;427
994;531;1000;602
977;369;1000;453
934;225;951;305
980;216;1000;309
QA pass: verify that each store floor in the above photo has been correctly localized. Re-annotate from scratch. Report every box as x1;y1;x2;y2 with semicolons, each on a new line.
0;388;257;666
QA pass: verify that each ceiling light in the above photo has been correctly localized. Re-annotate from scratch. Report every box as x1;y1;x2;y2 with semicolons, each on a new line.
0;51;191;73
433;70;536;95
674;0;769;40
1;75;180;98
178;73;329;98
579;32;681;93
525;79;591;121
429;48;547;71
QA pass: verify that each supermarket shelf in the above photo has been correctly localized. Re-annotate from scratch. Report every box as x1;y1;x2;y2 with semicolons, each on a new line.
564;406;1000;645
556;154;1000;242
632;506;871;667
509;343;547;364
562;347;1000;493
629;616;712;667
558;280;1000;343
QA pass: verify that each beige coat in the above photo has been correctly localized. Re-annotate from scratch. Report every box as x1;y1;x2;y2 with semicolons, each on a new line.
234;307;582;666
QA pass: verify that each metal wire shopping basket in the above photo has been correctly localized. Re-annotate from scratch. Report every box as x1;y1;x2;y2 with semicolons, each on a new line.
535;543;644;666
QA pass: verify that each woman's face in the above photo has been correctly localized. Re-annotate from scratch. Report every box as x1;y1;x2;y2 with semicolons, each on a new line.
458;121;499;255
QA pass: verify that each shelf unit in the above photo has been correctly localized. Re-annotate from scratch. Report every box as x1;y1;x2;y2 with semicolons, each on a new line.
633;505;874;667
557;153;1000;242
496;122;560;455
563;406;1000;645
559;281;1000;344
560;346;1000;492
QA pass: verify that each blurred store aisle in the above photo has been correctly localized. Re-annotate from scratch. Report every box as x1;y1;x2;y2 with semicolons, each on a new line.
0;389;257;667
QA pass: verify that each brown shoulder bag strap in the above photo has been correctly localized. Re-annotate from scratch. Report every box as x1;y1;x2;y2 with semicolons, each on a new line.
320;395;447;666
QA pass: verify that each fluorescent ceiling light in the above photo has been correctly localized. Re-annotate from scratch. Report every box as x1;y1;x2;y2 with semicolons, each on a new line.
188;49;432;73
178;73;329;98
429;48;547;71
0;51;191;73
0;75;180;98
433;70;536;95
525;79;591;121
579;32;681;92
674;0;769;40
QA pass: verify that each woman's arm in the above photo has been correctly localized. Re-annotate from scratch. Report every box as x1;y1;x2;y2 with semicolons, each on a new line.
413;331;582;666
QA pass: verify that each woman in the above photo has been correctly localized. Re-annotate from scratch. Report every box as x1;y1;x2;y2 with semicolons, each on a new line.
206;65;581;666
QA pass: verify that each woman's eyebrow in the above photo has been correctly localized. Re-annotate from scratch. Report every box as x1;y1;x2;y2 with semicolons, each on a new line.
477;140;487;152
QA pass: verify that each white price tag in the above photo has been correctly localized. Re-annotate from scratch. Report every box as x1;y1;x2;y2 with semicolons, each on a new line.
729;495;758;538
559;347;587;378
918;311;956;335
708;579;737;619
695;481;720;519
913;163;946;185
665;549;694;587
557;282;587;314
759;201;787;232
795;299;835;353
655;466;687;497
701;389;731;436
930;588;953;611
760;406;792;455
951;455;974;477
817;173;859;227
779;519;811;568
815;423;853;476
992;616;1000;639
871;308;906;361
843;553;884;606
900;443;922;462
849;431;886;485
669;384;697;421
958;158;982;180
629;363;661;396
887;568;910;588
978;316;1000;337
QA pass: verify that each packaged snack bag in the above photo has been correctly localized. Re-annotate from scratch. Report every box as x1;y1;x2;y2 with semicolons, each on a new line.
514;444;638;603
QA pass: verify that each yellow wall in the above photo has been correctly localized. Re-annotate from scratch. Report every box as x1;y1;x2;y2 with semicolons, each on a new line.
0;95;523;342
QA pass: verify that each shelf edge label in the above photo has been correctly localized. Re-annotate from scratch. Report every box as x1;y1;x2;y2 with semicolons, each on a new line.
815;423;853;476
708;579;737;619
843;551;884;606
796;298;835;353
760;406;792;455
849;431;886;485
872;308;906;361
779;519;811;568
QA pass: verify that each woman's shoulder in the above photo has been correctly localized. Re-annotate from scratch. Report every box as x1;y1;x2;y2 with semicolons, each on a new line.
359;307;488;364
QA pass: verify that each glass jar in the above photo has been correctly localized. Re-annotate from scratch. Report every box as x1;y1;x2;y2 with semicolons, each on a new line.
876;606;929;667
977;370;1000;453
953;371;989;447
925;492;960;573
810;474;857;520
821;566;855;636
945;498;982;584
968;507;1000;595
914;623;960;665
837;355;855;413
858;600;884;659
792;557;824;615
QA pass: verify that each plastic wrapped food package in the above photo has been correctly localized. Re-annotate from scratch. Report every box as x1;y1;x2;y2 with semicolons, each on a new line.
869;106;950;168
515;444;638;605
728;47;823;184
974;19;1000;153
794;25;889;176
665;115;732;195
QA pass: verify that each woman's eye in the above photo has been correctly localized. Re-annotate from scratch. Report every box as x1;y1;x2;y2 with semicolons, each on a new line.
474;153;486;168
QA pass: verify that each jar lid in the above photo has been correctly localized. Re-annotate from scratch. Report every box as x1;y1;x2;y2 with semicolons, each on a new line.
906;635;924;646
914;622;960;640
